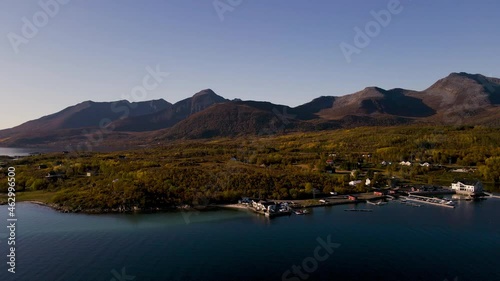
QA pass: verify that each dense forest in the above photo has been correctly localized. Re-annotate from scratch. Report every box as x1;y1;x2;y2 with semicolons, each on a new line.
1;125;499;212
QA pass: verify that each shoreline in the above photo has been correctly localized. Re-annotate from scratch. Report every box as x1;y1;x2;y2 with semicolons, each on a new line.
3;191;470;214
1;193;391;214
2;200;254;215
2;200;367;215
214;203;253;211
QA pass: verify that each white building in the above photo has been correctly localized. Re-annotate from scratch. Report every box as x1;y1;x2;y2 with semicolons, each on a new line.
451;181;483;195
349;180;362;186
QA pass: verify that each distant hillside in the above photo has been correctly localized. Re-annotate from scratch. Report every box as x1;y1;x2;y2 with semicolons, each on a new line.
0;72;499;147
314;87;435;120
5;99;170;133
408;72;500;124
0;99;170;145
159;101;310;139
109;89;227;132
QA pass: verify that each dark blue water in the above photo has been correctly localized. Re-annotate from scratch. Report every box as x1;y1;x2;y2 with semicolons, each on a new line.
0;148;39;157
1;199;499;281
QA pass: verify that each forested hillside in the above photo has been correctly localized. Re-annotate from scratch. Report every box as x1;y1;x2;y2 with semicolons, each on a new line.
1;125;499;212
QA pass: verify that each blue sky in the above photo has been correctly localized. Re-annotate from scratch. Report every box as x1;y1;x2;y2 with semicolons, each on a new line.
0;0;499;129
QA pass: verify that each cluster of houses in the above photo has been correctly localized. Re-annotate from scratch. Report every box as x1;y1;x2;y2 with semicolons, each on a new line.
410;185;451;193
235;179;485;217
380;160;435;167
398;161;431;167
372;189;398;196
240;198;292;215
254;201;290;214
405;181;484;197
348;178;372;187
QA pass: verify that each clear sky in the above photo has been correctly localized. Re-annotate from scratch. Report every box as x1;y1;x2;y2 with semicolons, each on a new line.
0;0;499;130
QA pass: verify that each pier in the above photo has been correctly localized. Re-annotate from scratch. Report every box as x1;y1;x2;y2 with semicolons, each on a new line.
366;200;387;206
484;192;500;199
403;194;455;208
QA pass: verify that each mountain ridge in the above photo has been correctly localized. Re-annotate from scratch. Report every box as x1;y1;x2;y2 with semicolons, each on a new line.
1;72;499;147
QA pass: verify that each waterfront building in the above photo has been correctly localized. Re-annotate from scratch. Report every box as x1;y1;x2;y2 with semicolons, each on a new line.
451;180;483;196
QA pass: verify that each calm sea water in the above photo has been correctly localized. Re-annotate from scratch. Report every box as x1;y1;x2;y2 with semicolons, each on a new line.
0;147;41;157
1;199;499;281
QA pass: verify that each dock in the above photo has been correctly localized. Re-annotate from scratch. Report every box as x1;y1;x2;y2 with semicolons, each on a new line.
484;192;500;199
366;200;387;206
247;206;292;218
402;194;455;208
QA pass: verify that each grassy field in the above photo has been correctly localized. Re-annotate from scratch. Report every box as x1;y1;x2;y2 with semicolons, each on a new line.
0;190;57;204
16;191;58;203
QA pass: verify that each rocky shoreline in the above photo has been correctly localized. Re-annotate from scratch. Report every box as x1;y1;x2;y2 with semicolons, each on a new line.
0;200;230;214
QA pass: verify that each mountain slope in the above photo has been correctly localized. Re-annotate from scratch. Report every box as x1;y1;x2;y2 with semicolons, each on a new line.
159;101;309;139
407;72;500;124
1;99;170;133
109;89;227;131
158;99;414;140
1;72;499;147
311;87;435;120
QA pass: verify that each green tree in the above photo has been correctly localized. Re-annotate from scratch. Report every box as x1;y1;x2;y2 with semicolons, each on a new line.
479;157;500;183
30;179;48;191
323;186;332;194
305;182;313;194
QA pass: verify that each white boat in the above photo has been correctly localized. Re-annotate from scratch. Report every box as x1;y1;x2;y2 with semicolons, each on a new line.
294;209;310;215
367;200;387;206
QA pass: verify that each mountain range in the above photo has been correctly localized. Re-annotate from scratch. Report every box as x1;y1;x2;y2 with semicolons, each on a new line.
1;72;499;148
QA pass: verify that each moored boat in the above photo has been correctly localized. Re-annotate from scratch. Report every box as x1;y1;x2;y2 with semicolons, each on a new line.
294;209;310;215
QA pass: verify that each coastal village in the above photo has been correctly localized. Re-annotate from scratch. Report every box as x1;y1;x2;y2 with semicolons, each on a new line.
1;132;499;214
233;179;493;217
220;150;498;217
